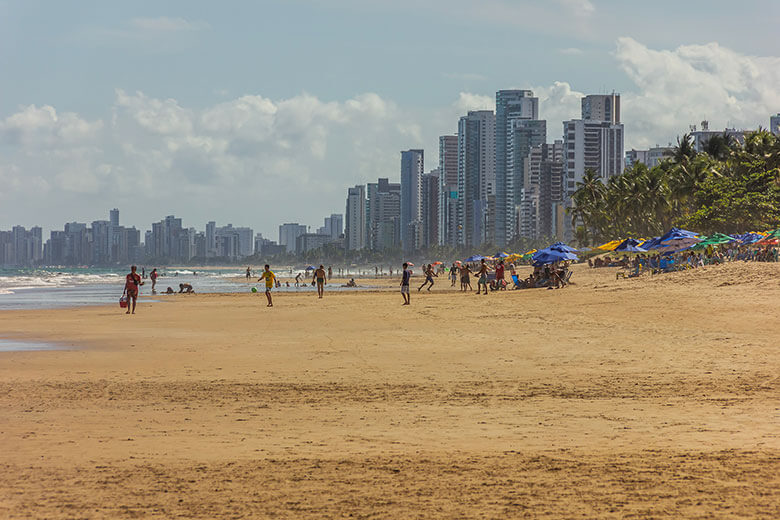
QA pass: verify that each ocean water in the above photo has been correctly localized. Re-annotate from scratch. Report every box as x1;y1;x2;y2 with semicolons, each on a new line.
0;267;377;310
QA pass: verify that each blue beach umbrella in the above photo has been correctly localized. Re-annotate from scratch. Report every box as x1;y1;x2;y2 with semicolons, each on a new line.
615;238;648;253
494;252;510;258
464;255;486;263
532;248;578;266
548;241;578;253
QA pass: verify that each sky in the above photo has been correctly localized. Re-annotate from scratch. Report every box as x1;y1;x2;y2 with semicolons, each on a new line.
1;0;779;239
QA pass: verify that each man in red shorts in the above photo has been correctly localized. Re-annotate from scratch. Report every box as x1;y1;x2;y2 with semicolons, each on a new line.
124;265;143;314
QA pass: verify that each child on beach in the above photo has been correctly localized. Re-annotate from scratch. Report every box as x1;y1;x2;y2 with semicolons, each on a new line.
258;264;276;307
400;262;411;305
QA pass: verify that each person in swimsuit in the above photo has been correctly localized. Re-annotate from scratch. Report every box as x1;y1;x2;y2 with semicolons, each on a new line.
124;265;143;314
150;268;158;293
450;264;458;287
475;259;490;295
418;264;437;292
313;265;327;299
246;266;251;279
400;262;411;305
459;264;472;292
258;264;276;307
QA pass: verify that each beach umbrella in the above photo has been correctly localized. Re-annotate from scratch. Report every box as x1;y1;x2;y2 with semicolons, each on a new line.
548;241;578;253
734;232;765;244
531;248;578;266
432;261;443;265
494;252;510;258
405;262;415;266
596;239;623;251
690;232;734;250
305;265;316;270
650;227;701;252
764;228;780;239
614;238;647;253
756;238;779;246
463;255;486;262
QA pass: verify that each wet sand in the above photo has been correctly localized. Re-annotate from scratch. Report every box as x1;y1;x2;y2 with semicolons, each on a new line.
0;263;778;518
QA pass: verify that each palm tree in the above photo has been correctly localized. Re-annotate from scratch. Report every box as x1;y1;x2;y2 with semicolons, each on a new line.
673;133;696;164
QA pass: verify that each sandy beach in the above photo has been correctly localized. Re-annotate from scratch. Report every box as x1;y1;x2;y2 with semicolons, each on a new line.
1;263;778;518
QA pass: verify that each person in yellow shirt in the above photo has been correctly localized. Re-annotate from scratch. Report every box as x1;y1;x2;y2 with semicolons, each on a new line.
258;264;276;307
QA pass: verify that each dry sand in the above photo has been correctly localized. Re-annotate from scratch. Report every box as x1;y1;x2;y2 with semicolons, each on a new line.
0;262;778;518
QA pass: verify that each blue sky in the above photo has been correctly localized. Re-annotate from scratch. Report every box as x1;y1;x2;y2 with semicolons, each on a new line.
1;0;779;238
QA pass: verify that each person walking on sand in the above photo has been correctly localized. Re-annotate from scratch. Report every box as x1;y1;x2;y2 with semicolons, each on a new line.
123;265;143;314
495;260;506;291
328;266;332;281
313;265;327;299
246;266;251;279
450;264;458;287
475;258;490;295
258;264;276;307
418;263;437;292
150;268;158;293
459;263;472;292
400;262;411;305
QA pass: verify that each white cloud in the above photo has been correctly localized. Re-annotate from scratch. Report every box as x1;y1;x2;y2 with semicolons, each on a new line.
453;92;494;113
615;37;780;148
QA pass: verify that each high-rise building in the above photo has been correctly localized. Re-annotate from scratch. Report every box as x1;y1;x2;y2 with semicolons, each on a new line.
521;141;564;240
457;110;495;247
345;185;367;251
318;214;343;240
400;149;424;252
495;90;538;246
367;179;401;250
421;169;439;249
581;94;620;124
771;114;780;136
563;93;624;206
109;208;119;227
0;226;42;266
278;223;307;254
437;135;459;247
510;118;546;240
205;221;216;258
563;119;624;199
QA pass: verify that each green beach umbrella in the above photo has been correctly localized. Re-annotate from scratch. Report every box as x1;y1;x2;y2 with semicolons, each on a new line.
690;232;734;250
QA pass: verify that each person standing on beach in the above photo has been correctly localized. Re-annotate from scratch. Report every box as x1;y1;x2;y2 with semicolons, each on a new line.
400;262;411;305
313;265;327;299
450;264;458;287
246;266;251;279
124;265;143;314
475;259;490;295
258;264;276;307
459;263;472;292
327;266;332;281
495;260;505;290
150;268;158;293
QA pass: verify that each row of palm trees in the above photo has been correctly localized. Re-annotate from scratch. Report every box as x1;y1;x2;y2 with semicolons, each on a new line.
569;130;780;245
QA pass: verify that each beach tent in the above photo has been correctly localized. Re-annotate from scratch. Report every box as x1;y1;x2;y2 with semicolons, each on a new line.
596;239;623;251
464;255;486;262
614;238;647;253
548;242;578;253
531;248;578;266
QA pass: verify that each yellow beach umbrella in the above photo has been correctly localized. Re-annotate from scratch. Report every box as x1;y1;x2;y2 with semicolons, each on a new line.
596;239;623;251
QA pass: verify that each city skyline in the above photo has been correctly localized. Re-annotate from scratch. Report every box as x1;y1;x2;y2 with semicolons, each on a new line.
2;2;780;239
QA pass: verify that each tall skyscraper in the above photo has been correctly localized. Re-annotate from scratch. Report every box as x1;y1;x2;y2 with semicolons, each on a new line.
205;221;216;258
563;94;624;211
457;110;495;247
495;90;538;246
521;141;564;240
437;135;458;247
345;185;367;251
421;169;439;249
581;93;620;124
279;223;307;253
400;149;424;252
109;208;119;227
367;179;401;250
509;118;546;240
